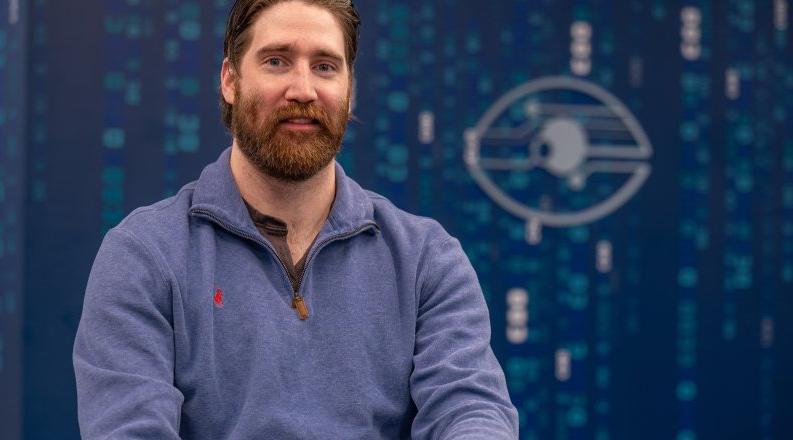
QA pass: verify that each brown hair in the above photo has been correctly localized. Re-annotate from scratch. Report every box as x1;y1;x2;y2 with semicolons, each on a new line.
220;0;361;130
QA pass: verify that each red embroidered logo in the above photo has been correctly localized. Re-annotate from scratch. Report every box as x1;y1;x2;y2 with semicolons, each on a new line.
213;288;224;308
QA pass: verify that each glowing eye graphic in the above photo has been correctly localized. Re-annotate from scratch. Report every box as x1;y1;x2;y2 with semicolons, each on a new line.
464;76;653;243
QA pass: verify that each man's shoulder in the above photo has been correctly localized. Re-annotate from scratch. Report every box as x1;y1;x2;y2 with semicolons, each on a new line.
362;188;452;248
113;180;198;244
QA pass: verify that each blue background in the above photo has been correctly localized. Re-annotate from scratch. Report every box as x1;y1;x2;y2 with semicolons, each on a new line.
1;0;792;439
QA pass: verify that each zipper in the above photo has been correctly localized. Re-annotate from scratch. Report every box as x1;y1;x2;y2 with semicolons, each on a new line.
191;208;297;304
191;208;377;320
291;295;310;320
290;221;378;320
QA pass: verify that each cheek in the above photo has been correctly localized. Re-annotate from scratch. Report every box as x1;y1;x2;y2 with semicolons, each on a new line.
241;82;279;103
320;87;350;111
239;89;275;115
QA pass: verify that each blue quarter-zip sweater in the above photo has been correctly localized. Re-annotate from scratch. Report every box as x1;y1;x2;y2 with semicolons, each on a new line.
73;148;518;439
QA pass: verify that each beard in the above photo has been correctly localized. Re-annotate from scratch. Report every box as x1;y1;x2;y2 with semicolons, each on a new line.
231;88;349;182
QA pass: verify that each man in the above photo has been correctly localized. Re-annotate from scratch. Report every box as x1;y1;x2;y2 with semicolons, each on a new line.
73;0;519;438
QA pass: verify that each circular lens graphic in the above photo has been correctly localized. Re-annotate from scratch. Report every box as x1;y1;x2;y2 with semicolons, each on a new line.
464;76;653;238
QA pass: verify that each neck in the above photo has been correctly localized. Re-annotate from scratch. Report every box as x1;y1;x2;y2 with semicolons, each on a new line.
229;143;336;243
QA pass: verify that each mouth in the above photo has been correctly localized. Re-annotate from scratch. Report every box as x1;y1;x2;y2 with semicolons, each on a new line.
279;118;320;130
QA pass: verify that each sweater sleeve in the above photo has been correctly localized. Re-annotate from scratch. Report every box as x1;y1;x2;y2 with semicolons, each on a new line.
73;227;184;439
410;236;519;440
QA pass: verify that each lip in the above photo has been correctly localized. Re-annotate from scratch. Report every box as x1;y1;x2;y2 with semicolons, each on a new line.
279;118;320;131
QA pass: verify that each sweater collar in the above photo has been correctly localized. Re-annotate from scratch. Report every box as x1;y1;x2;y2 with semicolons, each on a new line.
189;147;376;239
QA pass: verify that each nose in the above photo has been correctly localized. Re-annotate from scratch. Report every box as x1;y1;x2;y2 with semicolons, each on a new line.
284;63;318;103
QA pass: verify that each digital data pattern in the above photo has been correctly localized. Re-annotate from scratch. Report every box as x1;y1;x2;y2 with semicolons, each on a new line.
1;1;792;439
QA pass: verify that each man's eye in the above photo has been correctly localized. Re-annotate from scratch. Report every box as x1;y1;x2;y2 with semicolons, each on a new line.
264;58;283;67
316;63;335;73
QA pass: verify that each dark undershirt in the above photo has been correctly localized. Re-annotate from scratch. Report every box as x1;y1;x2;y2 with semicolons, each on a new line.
245;202;309;293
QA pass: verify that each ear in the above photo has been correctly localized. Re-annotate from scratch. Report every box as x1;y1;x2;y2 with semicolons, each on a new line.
348;76;356;116
220;58;237;105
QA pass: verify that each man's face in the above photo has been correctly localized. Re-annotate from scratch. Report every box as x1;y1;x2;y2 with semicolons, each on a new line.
222;1;351;182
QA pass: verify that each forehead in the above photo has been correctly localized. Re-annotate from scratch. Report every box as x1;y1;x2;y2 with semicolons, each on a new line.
246;1;346;60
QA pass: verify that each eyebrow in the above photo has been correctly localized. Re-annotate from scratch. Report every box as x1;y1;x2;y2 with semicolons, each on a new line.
253;43;345;65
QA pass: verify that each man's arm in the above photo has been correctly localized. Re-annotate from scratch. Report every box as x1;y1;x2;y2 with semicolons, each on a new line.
410;236;519;440
73;228;184;439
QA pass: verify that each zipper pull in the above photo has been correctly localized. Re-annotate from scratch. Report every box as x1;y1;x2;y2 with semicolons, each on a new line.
291;294;309;320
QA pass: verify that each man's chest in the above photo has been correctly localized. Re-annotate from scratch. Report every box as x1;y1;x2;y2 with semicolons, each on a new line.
169;237;416;438
171;238;418;423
